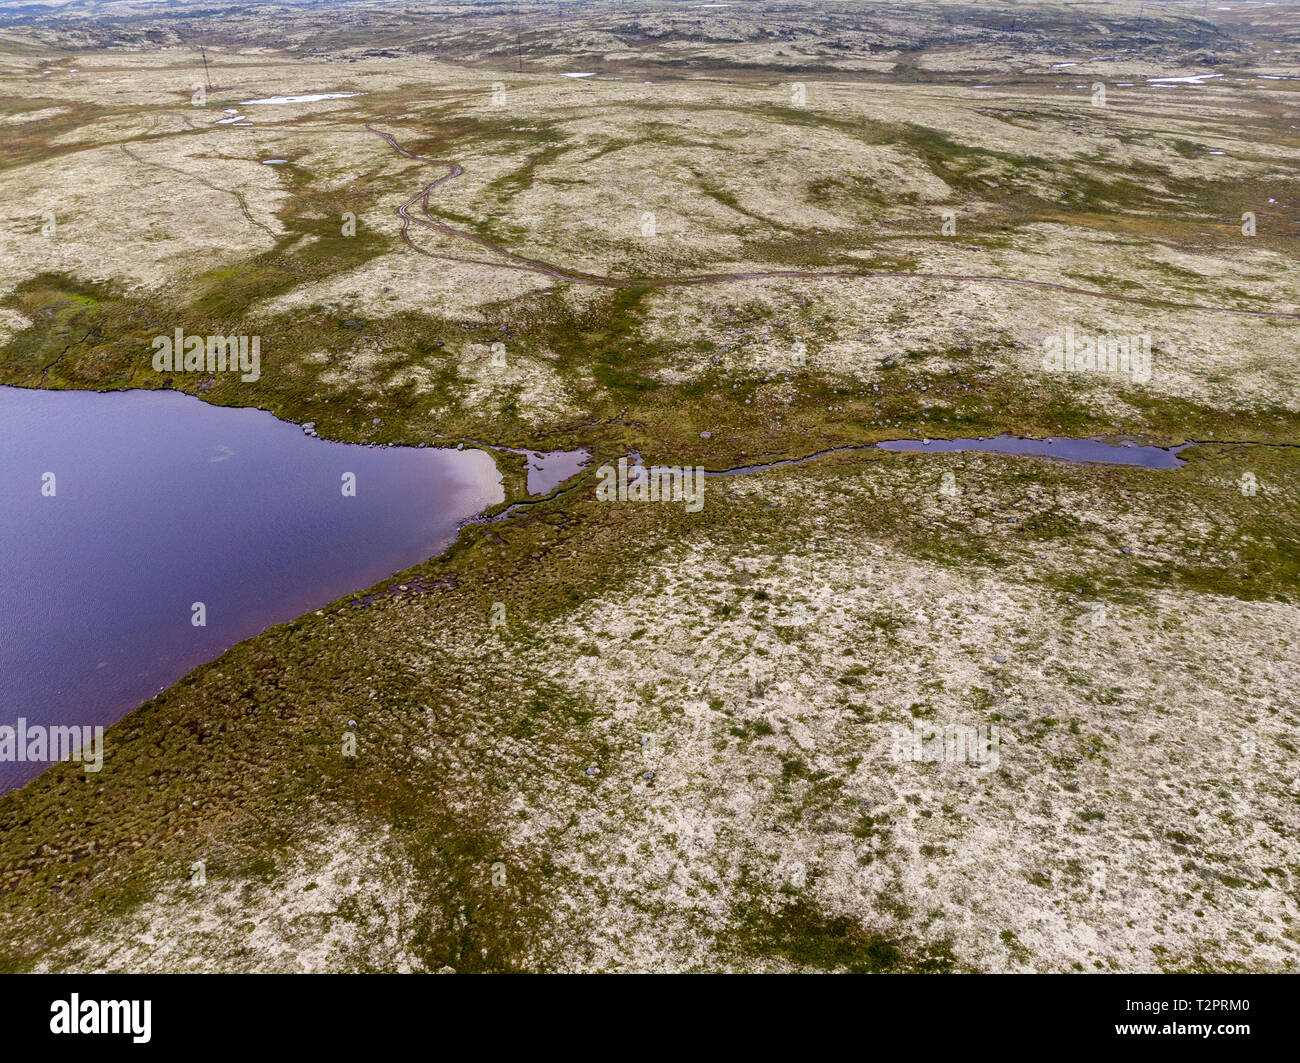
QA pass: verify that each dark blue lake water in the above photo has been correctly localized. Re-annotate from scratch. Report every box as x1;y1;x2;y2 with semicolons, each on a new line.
0;386;503;792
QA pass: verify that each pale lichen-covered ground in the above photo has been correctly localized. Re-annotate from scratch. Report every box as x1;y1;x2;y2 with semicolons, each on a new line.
13;445;1300;973
1;0;1298;973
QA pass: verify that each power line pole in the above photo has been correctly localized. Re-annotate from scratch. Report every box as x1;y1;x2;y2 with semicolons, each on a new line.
514;6;523;73
200;46;213;91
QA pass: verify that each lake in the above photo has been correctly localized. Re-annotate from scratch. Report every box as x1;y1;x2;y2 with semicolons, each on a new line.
0;386;503;792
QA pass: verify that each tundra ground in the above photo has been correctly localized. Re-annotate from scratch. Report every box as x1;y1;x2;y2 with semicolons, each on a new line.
1;0;1298;972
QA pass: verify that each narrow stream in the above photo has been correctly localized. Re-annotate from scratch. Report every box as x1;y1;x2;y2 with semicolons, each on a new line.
713;433;1191;476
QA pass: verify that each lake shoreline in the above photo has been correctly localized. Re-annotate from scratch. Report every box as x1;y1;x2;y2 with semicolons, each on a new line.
0;385;508;793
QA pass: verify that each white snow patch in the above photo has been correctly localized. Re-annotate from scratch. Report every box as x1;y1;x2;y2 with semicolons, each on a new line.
1146;73;1225;85
240;92;362;105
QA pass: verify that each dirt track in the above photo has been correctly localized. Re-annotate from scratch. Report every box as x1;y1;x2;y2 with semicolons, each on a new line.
365;123;1300;321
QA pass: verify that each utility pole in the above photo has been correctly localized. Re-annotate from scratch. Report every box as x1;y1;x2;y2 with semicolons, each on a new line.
200;46;213;91
514;6;523;73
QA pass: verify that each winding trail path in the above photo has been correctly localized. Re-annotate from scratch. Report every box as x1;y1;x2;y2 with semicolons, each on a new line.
365;123;1300;321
